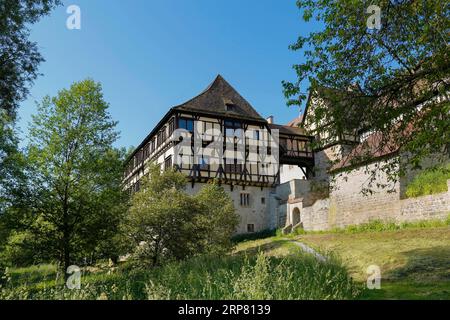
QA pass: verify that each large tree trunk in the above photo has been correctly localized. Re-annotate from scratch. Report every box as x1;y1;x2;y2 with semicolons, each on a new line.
62;224;71;281
62;187;71;281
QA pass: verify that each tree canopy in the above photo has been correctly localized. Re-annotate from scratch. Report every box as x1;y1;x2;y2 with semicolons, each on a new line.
283;0;449;185
3;79;128;273
0;0;61;222
124;164;239;267
0;0;61;119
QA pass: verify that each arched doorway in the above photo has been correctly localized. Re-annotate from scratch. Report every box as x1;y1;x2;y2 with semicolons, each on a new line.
292;207;301;226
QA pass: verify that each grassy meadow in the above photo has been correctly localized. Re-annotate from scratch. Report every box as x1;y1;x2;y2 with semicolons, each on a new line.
0;240;361;300
296;226;450;299
1;219;449;300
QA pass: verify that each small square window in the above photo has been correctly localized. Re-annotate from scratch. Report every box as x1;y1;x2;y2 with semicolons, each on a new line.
247;224;255;233
261;197;265;204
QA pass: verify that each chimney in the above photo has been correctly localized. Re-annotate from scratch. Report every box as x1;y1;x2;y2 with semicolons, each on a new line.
266;115;274;124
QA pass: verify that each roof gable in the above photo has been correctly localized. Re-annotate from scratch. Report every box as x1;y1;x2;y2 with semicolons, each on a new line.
174;75;265;121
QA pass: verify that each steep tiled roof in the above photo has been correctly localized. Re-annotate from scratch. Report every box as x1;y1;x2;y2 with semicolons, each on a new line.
174;75;265;121
330;131;399;171
286;115;303;128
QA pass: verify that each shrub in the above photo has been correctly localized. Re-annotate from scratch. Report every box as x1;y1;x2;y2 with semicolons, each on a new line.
124;165;238;267
232;229;277;243
333;218;450;234
405;163;450;198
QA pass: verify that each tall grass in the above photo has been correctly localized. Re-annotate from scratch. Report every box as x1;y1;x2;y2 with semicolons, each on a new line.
0;253;362;300
293;216;450;236
332;217;450;234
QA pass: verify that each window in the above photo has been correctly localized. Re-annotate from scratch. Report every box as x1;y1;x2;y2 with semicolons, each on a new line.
225;103;237;112
178;118;194;132
145;142;150;159
168;118;175;136
151;138;156;153
261;197;265;204
164;156;172;171
157;127;166;147
161;126;166;141
247;224;255;233
240;193;250;207
199;157;209;170
226;162;242;174
157;131;162;147
224;120;241;137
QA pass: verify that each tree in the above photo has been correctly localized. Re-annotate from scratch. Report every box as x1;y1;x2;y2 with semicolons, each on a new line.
0;0;61;248
124;164;238;267
283;0;449;186
25;79;127;275
0;0;61;118
194;182;239;255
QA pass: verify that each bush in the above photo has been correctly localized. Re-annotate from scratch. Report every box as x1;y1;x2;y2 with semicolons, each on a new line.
2;231;37;267
124;165;239;267
405;163;450;198
232;229;277;243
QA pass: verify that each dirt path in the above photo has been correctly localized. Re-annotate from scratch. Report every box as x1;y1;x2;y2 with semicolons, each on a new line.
286;239;327;262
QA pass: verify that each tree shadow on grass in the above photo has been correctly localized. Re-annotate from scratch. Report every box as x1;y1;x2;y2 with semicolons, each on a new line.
362;246;450;300
386;246;450;282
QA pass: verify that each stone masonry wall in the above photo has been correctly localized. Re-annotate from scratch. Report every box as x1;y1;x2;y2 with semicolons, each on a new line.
301;199;330;231
298;159;450;231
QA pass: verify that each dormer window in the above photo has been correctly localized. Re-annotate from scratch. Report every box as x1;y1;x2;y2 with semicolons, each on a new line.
225;103;237;112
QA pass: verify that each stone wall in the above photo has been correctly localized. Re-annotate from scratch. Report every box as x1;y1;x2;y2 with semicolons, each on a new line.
301;199;330;231
297;159;450;231
398;190;449;222
328;159;401;228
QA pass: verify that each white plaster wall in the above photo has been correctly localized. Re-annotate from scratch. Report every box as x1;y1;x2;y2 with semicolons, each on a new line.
280;165;305;184
185;183;275;235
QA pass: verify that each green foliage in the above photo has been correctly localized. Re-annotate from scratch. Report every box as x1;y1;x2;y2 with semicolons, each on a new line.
232;229;277;243
405;164;450;198
0;253;361;300
124;165;239;267
0;0;61;118
2;231;39;267
325;218;450;235
194;182;240;255
283;0;449;186
18;79;127;271
3;264;57;288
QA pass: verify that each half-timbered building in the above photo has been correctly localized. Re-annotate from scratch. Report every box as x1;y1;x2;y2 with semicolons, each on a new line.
123;75;314;234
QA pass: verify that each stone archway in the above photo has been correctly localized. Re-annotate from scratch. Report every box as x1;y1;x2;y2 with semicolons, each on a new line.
292;207;301;226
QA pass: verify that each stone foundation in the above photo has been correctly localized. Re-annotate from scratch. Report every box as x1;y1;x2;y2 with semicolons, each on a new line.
296;178;450;231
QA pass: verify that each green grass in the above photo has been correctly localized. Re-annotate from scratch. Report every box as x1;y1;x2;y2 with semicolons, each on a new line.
4;222;448;300
296;226;450;299
290;216;450;236
405;163;450;198
0;243;361;300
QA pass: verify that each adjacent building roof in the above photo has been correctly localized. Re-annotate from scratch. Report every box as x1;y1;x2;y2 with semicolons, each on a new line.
174;75;265;121
268;123;307;136
330;131;400;172
286;115;303;128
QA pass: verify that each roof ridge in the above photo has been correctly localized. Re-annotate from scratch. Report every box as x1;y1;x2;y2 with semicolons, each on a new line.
173;75;265;120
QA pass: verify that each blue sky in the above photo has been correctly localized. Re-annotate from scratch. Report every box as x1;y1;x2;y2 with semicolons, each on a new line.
19;0;318;149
